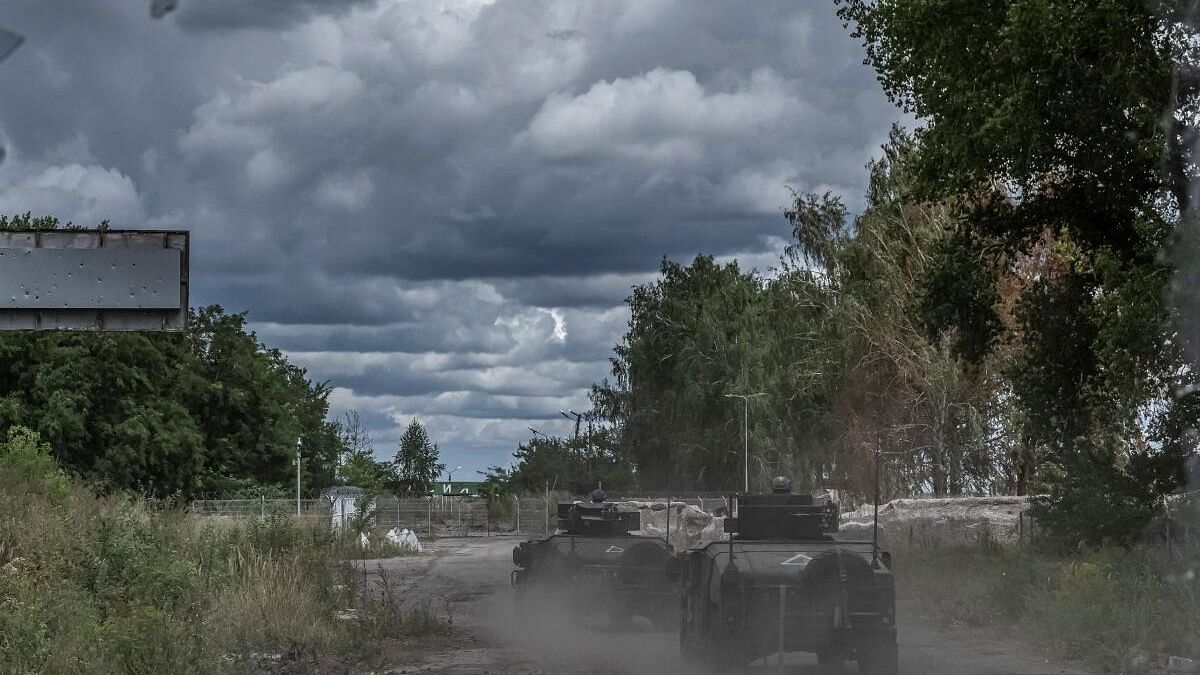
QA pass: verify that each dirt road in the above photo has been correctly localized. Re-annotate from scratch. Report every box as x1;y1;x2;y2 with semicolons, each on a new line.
375;537;1095;675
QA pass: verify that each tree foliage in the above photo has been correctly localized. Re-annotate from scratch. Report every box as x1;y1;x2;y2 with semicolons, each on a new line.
0;214;344;498
392;419;444;496
832;0;1200;544
502;419;633;495
590;131;1016;498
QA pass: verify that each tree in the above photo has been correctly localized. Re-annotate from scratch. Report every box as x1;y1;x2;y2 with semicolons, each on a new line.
595;256;769;490
504;421;633;495
335;411;391;493
393;419;444;496
0;214;345;498
837;0;1199;542
781;131;1011;499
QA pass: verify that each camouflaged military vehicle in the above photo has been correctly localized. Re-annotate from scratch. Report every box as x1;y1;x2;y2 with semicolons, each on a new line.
674;477;898;673
511;490;676;626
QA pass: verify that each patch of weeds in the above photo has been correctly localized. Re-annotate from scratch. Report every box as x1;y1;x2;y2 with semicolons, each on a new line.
360;564;454;639
895;540;1200;673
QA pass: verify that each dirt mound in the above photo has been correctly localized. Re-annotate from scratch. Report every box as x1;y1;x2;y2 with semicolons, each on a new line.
617;501;726;551
840;496;1033;545
613;496;1034;550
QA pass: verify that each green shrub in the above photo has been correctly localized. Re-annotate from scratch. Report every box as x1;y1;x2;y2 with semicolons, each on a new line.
0;425;70;502
0;433;417;674
896;541;1200;672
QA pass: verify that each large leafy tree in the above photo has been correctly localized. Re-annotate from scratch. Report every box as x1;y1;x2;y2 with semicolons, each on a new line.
837;0;1199;542
0;214;344;497
503;420;633;495
595;256;769;490
783;131;1018;499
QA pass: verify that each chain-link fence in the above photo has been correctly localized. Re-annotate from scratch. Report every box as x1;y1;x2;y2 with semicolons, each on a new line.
189;497;330;524
190;494;559;539
189;492;735;540
373;495;556;538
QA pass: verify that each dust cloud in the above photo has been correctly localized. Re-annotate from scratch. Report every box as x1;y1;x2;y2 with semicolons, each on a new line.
474;578;841;675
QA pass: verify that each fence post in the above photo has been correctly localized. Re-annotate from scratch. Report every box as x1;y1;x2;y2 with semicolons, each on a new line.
427;497;432;539
260;495;265;523
515;497;520;534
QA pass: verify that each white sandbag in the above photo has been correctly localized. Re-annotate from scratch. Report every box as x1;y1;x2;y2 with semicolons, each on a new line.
386;527;423;552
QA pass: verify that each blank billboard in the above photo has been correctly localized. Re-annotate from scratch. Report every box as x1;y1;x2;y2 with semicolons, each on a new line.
0;229;189;331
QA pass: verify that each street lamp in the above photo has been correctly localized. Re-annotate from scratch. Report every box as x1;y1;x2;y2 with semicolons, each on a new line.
447;466;463;495
559;410;583;441
528;426;548;438
725;392;766;493
295;438;302;516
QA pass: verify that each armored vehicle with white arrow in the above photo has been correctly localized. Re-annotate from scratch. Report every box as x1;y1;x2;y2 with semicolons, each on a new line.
674;477;898;673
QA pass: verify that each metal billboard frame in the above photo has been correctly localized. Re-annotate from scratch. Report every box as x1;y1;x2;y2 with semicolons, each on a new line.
0;229;190;331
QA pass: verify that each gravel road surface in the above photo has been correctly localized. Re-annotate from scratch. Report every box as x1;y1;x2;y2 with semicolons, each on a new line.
373;537;1096;675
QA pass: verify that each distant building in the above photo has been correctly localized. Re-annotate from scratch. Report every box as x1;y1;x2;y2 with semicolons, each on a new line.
322;486;375;529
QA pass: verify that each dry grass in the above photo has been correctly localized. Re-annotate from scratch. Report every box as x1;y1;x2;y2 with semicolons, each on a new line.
0;488;445;674
894;539;1200;673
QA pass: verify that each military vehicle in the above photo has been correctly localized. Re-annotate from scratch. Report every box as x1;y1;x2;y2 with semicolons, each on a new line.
674;477;897;673
511;490;676;625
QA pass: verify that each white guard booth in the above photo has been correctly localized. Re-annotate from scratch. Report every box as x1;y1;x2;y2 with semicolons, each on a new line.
324;485;374;530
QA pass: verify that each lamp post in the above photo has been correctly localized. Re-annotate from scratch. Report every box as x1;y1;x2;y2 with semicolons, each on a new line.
559;410;582;442
447;466;463;494
725;392;766;493
295;438;302;517
528;426;548;438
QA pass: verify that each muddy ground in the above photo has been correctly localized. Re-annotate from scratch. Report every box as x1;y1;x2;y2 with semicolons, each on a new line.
368;537;1095;675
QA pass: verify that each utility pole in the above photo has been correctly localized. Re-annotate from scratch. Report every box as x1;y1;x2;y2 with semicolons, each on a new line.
725;393;766;493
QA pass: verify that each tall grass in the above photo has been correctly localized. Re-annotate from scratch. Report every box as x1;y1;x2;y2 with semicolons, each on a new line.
894;537;1200;672
0;427;441;674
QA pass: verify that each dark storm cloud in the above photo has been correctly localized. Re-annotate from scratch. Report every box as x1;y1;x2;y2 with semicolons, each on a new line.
0;0;898;473
174;0;377;30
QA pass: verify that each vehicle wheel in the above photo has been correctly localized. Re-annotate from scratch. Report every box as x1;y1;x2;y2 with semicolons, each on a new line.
858;637;898;675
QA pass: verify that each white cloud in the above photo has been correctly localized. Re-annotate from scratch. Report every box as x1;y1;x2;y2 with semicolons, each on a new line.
0;161;144;226
314;170;374;210
523;68;800;162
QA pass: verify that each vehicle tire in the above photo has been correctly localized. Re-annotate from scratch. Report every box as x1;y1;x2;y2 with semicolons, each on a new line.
858;637;898;675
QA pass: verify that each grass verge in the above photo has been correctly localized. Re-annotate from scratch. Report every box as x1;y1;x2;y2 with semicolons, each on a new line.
0;426;448;674
894;536;1200;672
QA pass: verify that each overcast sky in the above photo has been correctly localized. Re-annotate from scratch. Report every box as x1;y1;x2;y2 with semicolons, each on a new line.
0;0;898;479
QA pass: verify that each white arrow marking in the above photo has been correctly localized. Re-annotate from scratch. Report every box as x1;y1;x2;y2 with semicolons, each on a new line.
780;553;812;566
605;545;625;554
